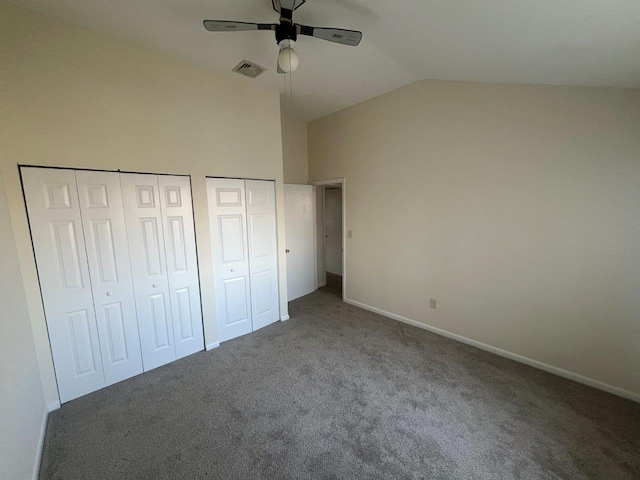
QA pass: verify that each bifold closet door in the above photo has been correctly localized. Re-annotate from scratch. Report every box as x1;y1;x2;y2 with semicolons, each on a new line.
208;178;280;342
22;167;105;403
121;173;204;370
157;176;204;359
121;173;177;371
207;178;253;342
76;170;144;386
245;180;280;330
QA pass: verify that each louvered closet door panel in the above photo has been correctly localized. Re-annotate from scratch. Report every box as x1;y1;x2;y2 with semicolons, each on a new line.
158;176;204;359
245;180;280;330
207;178;252;342
76;170;143;385
21;167;105;403
121;173;176;371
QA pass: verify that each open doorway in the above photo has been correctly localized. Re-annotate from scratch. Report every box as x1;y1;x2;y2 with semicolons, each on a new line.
324;186;343;295
312;179;346;300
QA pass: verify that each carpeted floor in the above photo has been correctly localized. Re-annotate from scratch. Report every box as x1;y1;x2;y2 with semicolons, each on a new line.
325;272;343;291
40;282;640;479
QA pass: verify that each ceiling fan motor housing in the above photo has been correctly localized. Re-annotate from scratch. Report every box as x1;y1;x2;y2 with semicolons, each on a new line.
276;21;297;44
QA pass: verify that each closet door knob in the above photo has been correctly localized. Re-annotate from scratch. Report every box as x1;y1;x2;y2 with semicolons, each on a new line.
106;291;113;296
152;283;159;288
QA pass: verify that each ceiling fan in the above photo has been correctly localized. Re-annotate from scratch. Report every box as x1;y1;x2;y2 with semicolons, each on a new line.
203;0;363;74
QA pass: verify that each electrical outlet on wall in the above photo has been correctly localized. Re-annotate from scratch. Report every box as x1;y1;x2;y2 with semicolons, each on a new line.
430;299;437;309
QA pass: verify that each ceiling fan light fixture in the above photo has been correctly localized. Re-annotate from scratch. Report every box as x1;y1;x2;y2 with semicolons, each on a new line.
278;39;299;73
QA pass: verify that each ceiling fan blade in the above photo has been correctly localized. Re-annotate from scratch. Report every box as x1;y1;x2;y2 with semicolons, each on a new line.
297;25;362;46
272;0;306;14
203;20;276;32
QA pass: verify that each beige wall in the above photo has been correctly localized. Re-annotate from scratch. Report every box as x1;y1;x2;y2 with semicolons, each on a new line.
308;80;640;398
0;167;46;479
282;115;309;184
0;3;288;407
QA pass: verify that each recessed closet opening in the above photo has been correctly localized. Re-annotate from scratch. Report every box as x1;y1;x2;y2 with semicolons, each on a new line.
206;176;281;343
20;165;205;403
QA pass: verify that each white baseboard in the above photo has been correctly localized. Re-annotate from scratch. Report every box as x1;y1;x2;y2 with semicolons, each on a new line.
33;406;49;480
281;315;290;321
33;401;60;479
206;342;220;351
344;298;640;403
316;282;326;288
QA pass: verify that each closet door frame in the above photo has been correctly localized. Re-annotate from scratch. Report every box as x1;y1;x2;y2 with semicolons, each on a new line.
19;165;204;403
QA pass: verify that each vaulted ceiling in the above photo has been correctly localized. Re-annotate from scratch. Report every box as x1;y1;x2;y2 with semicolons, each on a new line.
7;0;640;121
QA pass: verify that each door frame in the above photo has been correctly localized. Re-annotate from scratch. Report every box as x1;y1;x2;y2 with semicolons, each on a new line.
310;178;346;301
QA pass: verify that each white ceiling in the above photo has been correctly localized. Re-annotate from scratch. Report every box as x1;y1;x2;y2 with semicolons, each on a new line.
7;0;640;122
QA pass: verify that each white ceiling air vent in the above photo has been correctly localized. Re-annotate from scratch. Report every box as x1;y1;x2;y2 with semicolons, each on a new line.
232;60;266;78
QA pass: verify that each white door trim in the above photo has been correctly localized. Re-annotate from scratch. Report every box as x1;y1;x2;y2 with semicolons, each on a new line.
309;178;346;300
312;186;318;293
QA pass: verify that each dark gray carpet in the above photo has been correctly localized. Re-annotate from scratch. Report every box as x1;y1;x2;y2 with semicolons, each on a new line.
325;272;343;291
40;283;640;479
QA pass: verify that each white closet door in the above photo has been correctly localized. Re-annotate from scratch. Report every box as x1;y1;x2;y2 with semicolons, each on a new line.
158;176;204;359
121;173;176;370
76;170;143;385
207;178;252;342
22;167;105;403
245;180;280;330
